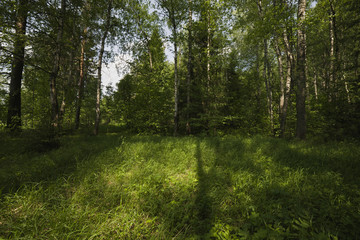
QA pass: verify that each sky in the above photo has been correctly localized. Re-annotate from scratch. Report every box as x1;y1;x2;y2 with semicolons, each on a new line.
102;62;122;88
101;38;173;89
101;0;175;89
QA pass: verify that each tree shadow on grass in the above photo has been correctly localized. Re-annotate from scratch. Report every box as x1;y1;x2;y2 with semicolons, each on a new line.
233;136;360;238
191;136;360;239
0;133;125;194
3;134;358;239
249;136;360;186
120;136;234;238
194;140;213;237
193;137;250;238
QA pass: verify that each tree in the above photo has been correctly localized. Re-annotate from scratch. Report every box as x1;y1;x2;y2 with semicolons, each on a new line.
94;0;113;135
186;0;194;134
6;0;29;130
257;0;274;135
279;27;295;138
296;0;307;139
156;0;186;136
1;0;358;139
75;1;90;130
114;26;172;134
49;0;66;130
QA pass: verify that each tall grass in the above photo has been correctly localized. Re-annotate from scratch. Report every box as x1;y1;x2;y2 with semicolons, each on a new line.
1;134;359;239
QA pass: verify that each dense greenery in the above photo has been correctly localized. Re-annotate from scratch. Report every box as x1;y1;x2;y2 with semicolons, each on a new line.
1;133;359;239
1;0;359;238
1;0;359;139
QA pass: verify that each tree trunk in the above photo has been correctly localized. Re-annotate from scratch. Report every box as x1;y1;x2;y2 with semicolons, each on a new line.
206;3;212;132
49;0;66;130
255;46;262;111
59;97;66;124
313;69;318;100
59;51;73;125
94;0;112;135
279;29;293;138
173;25;179;136
7;0;28;130
274;39;284;117
296;0;307;139
147;40;153;71
344;80;351;103
355;51;359;80
59;22;77;126
342;63;351;103
186;0;193;135
264;39;274;135
258;0;274;135
206;8;211;94
75;27;87;130
156;0;180;136
329;1;336;102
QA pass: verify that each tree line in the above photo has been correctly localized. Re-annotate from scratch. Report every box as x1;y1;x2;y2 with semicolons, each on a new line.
1;0;359;139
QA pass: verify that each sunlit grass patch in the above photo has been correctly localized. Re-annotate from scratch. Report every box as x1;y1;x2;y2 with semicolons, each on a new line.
0;134;359;239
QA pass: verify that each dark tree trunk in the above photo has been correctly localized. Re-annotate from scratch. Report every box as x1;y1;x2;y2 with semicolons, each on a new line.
173;25;179;136
75;27;87;130
49;0;66;130
296;0;307;139
186;0;193;135
7;0;28;130
329;1;335;101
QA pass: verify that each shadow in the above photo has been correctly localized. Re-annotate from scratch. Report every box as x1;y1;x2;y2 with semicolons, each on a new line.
74;135;359;238
0;133;125;194
225;136;360;239
2;134;359;238
250;136;360;186
194;140;213;237
118;136;230;238
193;137;247;238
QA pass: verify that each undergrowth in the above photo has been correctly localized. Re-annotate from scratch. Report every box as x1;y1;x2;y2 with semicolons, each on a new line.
0;134;359;239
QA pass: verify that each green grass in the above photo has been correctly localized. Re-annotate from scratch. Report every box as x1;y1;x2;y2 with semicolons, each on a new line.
0;134;359;239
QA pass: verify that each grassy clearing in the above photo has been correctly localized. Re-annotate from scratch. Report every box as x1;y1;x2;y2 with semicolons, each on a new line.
0;134;359;239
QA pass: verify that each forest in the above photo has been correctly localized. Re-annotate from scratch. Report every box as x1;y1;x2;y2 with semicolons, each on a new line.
1;0;360;239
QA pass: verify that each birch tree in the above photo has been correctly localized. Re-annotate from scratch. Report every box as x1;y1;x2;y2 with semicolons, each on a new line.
156;0;186;136
94;0;113;135
296;0;307;139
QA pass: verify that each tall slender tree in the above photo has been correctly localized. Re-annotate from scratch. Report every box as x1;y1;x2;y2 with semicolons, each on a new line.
296;0;307;139
75;1;90;130
257;0;274;135
156;0;185;136
94;0;113;135
75;26;87;130
49;0;66;130
280;28;294;137
186;0;193;134
7;0;28;130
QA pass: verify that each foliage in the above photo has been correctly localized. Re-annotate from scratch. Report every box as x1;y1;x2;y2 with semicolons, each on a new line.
1;0;359;138
114;27;174;134
1;133;359;239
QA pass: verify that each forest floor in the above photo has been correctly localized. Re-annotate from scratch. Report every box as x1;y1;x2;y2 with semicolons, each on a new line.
0;132;360;239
